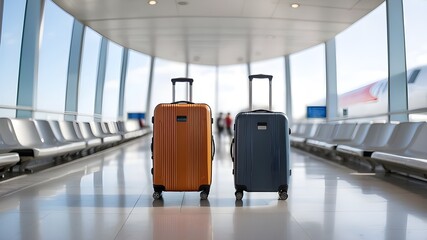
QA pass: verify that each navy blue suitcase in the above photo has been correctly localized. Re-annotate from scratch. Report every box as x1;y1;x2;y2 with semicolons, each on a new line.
231;74;291;200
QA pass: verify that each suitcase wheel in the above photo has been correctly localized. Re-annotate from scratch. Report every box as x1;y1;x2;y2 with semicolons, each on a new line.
200;191;209;200
235;191;244;201
278;191;288;200
153;191;162;200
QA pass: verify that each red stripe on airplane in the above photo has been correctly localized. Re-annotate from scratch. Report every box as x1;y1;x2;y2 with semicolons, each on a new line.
339;82;378;107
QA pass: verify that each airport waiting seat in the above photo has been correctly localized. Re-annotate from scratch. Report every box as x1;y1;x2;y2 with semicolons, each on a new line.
0;153;20;178
56;120;102;150
89;121;122;145
0;118;30;172
290;123;318;146
289;122;308;142
306;123;338;148
73;122;104;149
371;122;427;177
49;120;89;154
306;123;357;150
364;122;423;154
33;119;87;155
290;123;300;137
0;118;21;153
4;118;59;158
336;123;397;158
103;122;125;142
0;118;72;171
316;123;369;151
49;120;78;143
106;121;126;140
121;120;149;140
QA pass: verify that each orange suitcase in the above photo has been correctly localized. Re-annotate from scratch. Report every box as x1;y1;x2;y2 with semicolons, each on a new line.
151;78;214;200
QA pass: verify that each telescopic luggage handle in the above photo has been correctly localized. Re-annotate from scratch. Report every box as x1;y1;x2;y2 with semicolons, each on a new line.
171;78;193;102
248;74;273;111
249;74;272;81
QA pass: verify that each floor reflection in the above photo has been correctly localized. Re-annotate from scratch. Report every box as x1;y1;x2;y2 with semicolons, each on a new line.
0;136;427;240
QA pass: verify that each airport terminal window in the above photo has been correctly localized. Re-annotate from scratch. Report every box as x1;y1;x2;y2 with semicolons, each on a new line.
403;0;427;118
188;64;216;115
102;41;123;121
217;64;248;117
290;44;326;120
151;58;186;115
123;50;150;118
36;0;73;119
0;0;26;117
336;3;388;120
250;57;286;112
78;28;102;121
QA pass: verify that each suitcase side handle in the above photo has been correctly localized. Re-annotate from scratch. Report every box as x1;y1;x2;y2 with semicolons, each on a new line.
230;138;234;162
212;137;215;161
171;78;193;102
248;74;273;111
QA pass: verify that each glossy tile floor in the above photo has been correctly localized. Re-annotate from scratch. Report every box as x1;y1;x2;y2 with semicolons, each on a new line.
1;135;427;240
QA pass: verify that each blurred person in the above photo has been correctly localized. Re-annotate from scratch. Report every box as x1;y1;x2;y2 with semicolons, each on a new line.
216;112;224;137
225;112;233;138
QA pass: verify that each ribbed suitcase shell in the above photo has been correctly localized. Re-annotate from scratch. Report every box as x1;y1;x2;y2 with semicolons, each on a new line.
152;103;213;191
233;111;290;193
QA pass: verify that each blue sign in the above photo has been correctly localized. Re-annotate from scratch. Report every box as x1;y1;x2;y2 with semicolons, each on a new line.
307;106;327;118
127;112;145;120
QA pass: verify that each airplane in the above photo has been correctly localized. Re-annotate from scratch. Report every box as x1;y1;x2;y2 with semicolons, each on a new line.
326;66;426;118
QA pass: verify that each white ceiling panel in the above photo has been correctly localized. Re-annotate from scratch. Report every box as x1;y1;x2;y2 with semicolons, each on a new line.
53;0;384;65
280;0;360;9
176;0;245;17
273;3;369;23
241;0;281;18
353;0;385;10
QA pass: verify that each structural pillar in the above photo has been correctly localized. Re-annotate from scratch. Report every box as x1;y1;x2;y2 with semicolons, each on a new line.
325;39;338;121
145;56;155;127
215;66;219;118
284;56;293;126
16;0;44;118
64;20;84;121
185;62;189;100
386;0;408;122
118;48;129;120
0;0;3;45
94;37;108;121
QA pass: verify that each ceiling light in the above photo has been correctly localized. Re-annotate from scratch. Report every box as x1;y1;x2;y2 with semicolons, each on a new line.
148;0;157;5
291;3;300;8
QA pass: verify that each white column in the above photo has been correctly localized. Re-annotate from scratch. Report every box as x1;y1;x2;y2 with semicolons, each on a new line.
284;56;293;126
0;0;3;45
117;48;129;120
16;0;44;118
145;56;155;126
386;0;408;122
325;39;338;121
65;20;84;121
94;37;108;121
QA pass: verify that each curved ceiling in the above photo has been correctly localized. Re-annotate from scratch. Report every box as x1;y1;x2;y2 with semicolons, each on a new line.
53;0;384;66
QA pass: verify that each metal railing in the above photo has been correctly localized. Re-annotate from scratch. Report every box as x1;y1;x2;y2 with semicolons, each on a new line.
0;104;104;120
328;108;427;122
294;107;427;124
